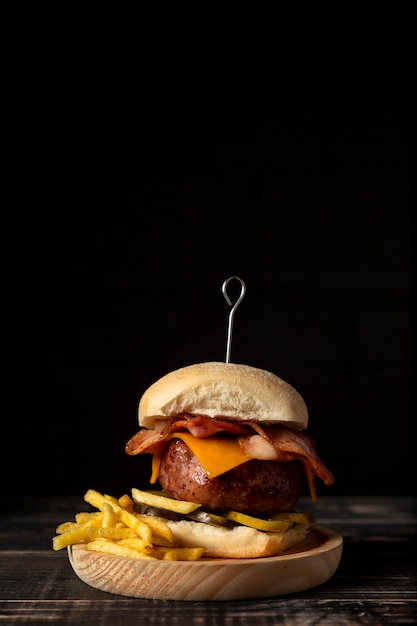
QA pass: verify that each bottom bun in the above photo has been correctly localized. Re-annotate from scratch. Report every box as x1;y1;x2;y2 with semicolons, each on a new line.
165;519;310;558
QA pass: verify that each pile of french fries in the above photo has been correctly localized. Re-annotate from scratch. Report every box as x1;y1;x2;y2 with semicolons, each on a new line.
52;489;203;561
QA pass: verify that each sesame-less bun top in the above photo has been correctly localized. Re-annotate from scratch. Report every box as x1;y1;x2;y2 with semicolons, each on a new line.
138;362;309;430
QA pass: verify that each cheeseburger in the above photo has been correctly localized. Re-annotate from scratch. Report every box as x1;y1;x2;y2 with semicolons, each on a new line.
125;361;335;558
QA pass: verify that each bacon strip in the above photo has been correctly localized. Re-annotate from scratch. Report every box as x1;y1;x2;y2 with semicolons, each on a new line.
255;424;336;486
237;427;334;501
125;414;251;455
170;414;252;438
124;425;169;455
238;434;279;460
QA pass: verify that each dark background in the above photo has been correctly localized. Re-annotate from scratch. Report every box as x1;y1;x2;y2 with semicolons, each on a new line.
7;44;413;499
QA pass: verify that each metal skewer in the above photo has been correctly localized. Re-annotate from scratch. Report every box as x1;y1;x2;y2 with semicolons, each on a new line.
222;276;246;363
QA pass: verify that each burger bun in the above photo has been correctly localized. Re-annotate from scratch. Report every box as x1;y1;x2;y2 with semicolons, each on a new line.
164;518;310;558
139;362;308;430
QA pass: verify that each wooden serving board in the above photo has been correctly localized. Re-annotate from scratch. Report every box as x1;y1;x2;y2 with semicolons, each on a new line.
68;525;343;601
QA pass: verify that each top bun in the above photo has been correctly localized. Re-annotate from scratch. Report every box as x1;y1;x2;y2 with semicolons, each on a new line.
139;362;308;430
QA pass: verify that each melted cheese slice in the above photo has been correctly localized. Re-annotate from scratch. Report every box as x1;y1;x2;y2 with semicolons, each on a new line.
151;432;250;483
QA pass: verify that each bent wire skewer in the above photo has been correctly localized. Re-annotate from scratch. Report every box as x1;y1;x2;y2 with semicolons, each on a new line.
222;276;246;363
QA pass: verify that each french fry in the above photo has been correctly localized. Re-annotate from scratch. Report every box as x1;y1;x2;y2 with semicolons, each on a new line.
52;488;205;561
52;525;90;550
151;533;176;548
84;489;152;545
118;537;150;552
83;489;110;510
87;538;156;560
134;513;174;543
55;521;78;534
131;487;201;514
55;515;102;538
152;546;204;561
102;502;117;528
87;526;137;540
118;493;135;512
103;493;119;505
75;511;103;525
116;509;153;544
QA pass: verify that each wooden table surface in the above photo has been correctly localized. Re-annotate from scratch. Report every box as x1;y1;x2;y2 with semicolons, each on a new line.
1;495;416;625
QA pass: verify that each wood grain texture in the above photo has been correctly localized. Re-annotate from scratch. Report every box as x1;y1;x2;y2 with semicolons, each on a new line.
68;526;343;601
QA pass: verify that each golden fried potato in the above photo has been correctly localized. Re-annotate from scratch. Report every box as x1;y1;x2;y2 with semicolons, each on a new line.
131;487;201;514
84;489;152;544
52;488;204;561
87;538;156;560
118;494;135;512
151;546;204;561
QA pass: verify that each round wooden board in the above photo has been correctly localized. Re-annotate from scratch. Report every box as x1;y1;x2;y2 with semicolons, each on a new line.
68;525;343;601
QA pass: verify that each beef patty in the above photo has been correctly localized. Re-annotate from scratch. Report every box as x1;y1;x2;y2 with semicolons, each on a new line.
158;438;304;514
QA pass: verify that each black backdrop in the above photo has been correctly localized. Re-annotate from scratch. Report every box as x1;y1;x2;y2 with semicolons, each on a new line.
8;45;413;499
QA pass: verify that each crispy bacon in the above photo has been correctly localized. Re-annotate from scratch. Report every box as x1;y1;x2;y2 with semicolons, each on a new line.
238;434;279;460
253;424;336;486
237;426;334;501
124;422;171;455
125;414;252;455
170;414;252;438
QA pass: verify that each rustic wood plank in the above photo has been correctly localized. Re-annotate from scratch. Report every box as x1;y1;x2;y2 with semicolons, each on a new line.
1;598;416;625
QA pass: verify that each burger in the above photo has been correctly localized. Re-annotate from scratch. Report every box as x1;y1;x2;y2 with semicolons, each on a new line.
125;361;335;559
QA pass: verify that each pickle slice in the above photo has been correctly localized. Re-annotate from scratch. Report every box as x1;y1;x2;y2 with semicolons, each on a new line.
131;488;201;514
134;503;181;521
186;510;232;527
225;511;293;532
269;511;316;524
